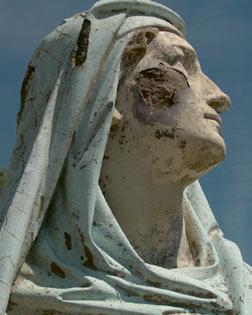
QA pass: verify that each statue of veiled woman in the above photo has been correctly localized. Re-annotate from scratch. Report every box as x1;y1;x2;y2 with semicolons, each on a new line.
0;0;251;314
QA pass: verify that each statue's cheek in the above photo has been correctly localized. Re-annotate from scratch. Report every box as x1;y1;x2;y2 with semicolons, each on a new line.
132;67;190;125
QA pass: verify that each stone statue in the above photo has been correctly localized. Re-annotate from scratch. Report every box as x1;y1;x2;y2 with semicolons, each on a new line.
0;170;5;194
0;0;251;314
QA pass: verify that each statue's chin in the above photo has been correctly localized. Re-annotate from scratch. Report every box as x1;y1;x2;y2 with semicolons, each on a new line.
172;134;226;186
208;133;227;162
190;136;226;178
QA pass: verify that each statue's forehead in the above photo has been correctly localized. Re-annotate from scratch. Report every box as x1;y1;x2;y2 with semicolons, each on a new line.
152;31;196;56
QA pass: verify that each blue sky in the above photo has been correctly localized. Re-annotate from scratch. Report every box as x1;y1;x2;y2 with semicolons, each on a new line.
0;0;252;264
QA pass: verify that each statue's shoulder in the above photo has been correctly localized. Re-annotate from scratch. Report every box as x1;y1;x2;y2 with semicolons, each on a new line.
244;262;252;313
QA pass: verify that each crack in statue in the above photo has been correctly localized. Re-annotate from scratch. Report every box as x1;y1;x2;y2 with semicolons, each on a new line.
0;0;251;314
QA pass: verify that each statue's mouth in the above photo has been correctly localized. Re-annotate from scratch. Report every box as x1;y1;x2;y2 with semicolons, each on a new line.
204;113;222;125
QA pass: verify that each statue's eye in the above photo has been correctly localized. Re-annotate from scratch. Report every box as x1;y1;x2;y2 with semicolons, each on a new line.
136;67;189;108
182;50;198;74
167;54;184;66
165;51;198;75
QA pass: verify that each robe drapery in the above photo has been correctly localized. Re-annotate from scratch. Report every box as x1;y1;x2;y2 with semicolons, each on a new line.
0;0;251;314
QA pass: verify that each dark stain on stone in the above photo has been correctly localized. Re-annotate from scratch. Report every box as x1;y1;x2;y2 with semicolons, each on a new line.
130;64;190;126
122;32;146;74
179;139;187;148
122;45;146;75
73;208;80;219
121;28;158;76
37;195;44;223
64;232;72;250
6;301;18;312
110;123;120;133
18;64;35;125
143;294;170;304
145;30;157;44
72;131;76;145
146;279;161;288
51;262;65;278
155;129;175;139
83;244;97;270
190;240;200;266
105;232;113;239
137;67;189;109
78;229;97;270
73;18;91;66
80;163;87;170
125;289;138;297
144;294;204;311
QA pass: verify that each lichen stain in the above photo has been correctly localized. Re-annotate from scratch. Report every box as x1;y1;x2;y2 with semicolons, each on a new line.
18;64;35;125
78;229;97;270
121;28;158;77
143;294;171;305
64;232;72;250
72;18;91;66
117;285;139;297
122;45;146;73
146;279;161;288
155;129;175;139
50;262;66;278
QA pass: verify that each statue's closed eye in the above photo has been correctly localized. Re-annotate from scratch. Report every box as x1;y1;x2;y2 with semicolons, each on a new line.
136;67;189;108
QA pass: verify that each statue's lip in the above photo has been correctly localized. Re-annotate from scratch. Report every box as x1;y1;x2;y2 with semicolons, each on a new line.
204;113;222;125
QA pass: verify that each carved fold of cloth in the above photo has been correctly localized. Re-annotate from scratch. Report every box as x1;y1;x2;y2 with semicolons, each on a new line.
0;0;251;314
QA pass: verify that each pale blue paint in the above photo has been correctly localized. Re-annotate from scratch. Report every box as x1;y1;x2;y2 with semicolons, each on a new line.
0;0;251;265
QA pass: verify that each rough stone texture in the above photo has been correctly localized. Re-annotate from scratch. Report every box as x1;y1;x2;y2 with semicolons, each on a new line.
0;169;5;193
137;67;189;108
0;1;251;315
72;18;91;66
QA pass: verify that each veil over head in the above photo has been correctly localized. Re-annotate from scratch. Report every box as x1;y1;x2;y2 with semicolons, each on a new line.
0;1;249;314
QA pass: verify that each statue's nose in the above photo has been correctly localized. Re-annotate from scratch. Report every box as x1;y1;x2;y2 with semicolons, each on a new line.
203;75;231;113
206;94;231;113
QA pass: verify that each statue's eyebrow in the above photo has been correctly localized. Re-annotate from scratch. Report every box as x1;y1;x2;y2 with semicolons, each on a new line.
174;44;197;60
157;41;197;63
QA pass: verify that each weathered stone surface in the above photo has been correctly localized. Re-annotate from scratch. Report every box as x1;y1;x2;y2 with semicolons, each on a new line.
0;1;251;315
0;169;5;193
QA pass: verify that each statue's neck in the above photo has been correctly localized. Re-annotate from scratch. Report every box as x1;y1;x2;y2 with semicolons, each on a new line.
100;151;194;268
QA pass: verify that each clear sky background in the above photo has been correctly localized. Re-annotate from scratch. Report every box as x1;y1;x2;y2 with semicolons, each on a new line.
0;0;251;264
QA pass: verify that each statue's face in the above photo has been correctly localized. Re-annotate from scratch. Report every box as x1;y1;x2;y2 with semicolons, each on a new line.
113;31;231;185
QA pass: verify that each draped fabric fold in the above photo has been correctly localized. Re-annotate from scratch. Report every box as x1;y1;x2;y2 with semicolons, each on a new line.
0;1;251;314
